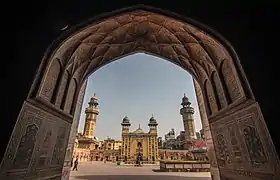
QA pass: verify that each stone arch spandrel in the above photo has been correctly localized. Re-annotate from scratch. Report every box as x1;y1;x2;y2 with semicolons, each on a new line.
38;58;62;102
63;78;78;114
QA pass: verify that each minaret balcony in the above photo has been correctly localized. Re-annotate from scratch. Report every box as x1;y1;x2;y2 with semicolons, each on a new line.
85;108;99;113
180;108;194;114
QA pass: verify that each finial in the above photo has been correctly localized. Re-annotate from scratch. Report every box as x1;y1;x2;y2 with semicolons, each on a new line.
152;113;154;118
94;93;96;97
184;93;186;97
138;124;140;129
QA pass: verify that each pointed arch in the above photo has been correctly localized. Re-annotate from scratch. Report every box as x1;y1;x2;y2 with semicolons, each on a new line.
211;71;228;109
204;79;218;115
58;70;71;109
63;78;78;114
51;59;64;104
39;58;62;102
219;60;243;104
210;72;221;110
204;79;212;116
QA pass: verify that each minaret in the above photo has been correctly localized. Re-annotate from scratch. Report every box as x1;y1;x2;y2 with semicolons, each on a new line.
83;93;99;139
121;116;131;134
148;114;158;134
180;93;196;139
148;115;159;161
121;116;131;161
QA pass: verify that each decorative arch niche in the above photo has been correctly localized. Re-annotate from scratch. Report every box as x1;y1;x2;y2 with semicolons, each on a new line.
1;6;279;180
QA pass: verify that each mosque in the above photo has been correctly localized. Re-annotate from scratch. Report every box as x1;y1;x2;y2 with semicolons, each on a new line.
73;93;206;163
120;116;159;163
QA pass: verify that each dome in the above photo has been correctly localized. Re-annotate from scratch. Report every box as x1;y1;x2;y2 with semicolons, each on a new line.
149;115;158;126
92;93;98;101
88;93;99;106
122;116;130;123
133;126;145;134
149;116;157;123
181;93;191;106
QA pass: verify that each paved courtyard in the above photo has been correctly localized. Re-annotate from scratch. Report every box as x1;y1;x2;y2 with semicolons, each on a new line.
70;161;211;180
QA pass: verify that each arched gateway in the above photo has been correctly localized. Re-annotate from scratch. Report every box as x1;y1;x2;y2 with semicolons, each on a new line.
1;6;279;180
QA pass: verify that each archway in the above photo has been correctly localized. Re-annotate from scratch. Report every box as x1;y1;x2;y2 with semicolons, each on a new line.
0;6;279;180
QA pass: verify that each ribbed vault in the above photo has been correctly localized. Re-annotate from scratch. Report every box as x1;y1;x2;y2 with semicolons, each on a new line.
52;10;233;85
39;9;245;118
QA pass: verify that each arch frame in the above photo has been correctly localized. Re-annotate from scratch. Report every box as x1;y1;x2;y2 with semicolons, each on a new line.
27;4;253;101
0;4;279;180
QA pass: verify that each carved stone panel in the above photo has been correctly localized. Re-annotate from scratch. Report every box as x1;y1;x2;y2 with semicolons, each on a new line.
227;124;243;165
210;101;280;180
243;124;267;168
0;102;44;178
51;126;68;166
37;130;53;167
216;133;231;167
12;124;39;169
0;101;72;179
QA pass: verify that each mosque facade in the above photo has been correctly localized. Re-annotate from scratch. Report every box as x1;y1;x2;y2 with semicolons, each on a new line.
121;116;159;163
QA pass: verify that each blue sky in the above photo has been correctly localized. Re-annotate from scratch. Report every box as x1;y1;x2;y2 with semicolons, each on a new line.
78;53;202;140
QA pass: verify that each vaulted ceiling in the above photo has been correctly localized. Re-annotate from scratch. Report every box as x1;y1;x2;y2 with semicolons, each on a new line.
52;10;232;84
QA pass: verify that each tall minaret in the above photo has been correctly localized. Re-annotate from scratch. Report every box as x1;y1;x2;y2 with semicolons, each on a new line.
148;115;159;161
121;116;131;160
180;93;196;139
83;93;99;139
148;115;158;134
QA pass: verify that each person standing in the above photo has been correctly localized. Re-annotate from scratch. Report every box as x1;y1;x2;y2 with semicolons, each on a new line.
72;158;79;171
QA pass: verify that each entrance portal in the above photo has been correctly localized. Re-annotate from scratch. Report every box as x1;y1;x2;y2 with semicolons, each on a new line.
0;6;279;180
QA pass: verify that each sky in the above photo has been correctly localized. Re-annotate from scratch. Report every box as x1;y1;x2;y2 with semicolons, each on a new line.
77;53;202;141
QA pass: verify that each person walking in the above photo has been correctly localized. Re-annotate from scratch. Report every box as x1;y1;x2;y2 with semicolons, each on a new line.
72;158;79;171
70;157;74;167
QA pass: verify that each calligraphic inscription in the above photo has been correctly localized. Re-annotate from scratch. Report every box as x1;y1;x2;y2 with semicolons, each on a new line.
216;134;230;167
12;123;39;169
38;130;53;166
51;127;67;165
243;125;267;168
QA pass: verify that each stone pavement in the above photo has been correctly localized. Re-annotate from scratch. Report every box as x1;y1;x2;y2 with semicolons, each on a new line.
70;161;211;180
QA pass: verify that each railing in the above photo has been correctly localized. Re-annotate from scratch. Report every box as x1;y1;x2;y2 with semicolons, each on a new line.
159;160;210;172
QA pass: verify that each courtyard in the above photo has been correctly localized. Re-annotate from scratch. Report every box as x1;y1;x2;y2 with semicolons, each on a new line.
70;161;211;180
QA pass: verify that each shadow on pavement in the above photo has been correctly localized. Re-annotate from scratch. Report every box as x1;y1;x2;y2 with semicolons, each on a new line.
152;169;162;172
73;175;211;180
